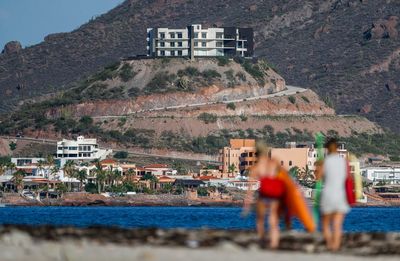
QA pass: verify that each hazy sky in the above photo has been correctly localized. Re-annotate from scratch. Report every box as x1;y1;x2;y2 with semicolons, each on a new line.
0;0;124;48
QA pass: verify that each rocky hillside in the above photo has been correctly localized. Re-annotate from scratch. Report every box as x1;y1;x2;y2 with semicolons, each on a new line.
1;0;400;132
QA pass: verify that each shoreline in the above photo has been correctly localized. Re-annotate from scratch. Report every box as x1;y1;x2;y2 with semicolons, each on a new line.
0;225;398;258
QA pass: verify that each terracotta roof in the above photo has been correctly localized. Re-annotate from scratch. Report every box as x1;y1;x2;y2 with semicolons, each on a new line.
157;176;174;182
144;164;169;169
199;176;220;181
100;159;117;165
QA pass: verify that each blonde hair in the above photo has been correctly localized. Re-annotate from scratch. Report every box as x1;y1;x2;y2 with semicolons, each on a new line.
256;141;269;157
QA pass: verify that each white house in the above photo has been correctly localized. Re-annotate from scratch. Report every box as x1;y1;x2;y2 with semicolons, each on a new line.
361;166;400;184
147;24;254;58
56;136;112;167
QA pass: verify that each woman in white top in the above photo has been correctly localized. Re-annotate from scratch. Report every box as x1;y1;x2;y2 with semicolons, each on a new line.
316;138;350;251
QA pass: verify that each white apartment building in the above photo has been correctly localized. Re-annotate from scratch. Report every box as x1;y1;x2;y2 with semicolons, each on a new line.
147;24;254;58
361;167;400;184
56;136;112;167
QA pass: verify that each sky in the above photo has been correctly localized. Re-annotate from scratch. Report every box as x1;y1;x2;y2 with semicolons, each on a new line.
0;0;124;48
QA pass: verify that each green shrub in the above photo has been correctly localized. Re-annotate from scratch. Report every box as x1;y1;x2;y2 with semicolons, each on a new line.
197;113;218;124
145;72;176;94
240;114;248;121
85;183;98;194
202;69;221;79
79;116;93;126
301;96;310;103
93;62;120;81
216;56;230;66
288;96;296;104
177;67;200;77
114;151;128;159
226;102;236;110
224;69;235;81
242;61;264;84
9;142;17;151
236;72;246;81
119;63;136;82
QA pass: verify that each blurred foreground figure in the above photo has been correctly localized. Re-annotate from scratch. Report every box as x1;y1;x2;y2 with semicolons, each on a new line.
316;138;350;251
243;143;315;249
244;143;285;249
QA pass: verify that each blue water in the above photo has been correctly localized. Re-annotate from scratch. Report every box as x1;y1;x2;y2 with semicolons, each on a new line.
0;206;399;232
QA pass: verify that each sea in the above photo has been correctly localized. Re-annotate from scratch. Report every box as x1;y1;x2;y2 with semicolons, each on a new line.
0;206;399;232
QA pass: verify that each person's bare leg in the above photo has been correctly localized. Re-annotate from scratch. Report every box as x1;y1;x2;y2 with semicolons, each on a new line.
268;200;280;249
332;213;345;251
322;214;333;250
256;200;267;240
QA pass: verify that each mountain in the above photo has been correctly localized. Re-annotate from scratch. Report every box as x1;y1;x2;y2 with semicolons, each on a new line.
1;0;400;132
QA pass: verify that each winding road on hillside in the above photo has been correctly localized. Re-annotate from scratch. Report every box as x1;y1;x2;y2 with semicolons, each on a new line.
92;85;307;120
0;86;307;162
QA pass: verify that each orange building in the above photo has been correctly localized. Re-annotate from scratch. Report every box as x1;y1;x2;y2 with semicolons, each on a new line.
219;139;257;174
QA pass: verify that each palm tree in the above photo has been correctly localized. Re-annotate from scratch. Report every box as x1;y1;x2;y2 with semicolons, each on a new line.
75;169;88;192
55;183;68;198
289;166;300;179
6;162;16;175
62;160;75;192
37;159;45;177
96;169;106;194
50;165;60;180
0;163;6;176
228;164;236;175
112;169;122;186
125;168;135;182
12;170;25;193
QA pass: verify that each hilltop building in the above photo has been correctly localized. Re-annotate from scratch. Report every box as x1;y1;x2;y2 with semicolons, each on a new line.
147;24;254;59
56;136;112;167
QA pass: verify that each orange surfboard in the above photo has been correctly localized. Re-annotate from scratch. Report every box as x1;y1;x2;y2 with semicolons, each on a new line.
277;170;316;233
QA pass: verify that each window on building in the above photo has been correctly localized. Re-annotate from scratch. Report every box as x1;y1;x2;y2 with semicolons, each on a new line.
216;41;223;47
194;41;198;47
170;42;175;47
289;161;292;166
160;50;165;56
216;32;223;39
169;33;175;38
57;147;63;150
178;50;183;56
170;50;175;56
177;33;182;38
159;33;165;38
160;42;165;47
202;42;207;47
202;32;207;38
194;33;199;38
178;42;183;47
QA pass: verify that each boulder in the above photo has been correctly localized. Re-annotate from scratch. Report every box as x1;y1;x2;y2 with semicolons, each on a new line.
1;41;22;55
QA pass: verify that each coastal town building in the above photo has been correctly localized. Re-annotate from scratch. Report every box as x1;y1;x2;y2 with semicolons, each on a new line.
219;139;256;175
56;136;112;167
361;166;400;184
147;24;254;58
